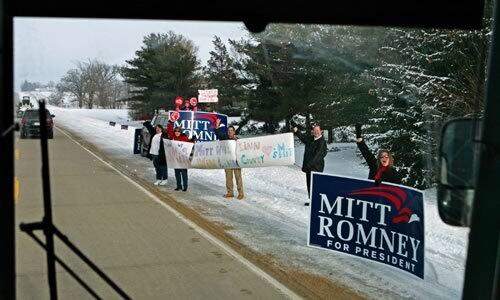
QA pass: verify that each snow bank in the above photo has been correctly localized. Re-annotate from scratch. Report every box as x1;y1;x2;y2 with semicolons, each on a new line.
52;107;469;299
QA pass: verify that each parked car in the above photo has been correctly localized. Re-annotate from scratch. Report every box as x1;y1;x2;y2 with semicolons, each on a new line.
20;109;55;139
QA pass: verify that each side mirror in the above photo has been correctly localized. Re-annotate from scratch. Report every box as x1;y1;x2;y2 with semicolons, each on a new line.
438;118;482;227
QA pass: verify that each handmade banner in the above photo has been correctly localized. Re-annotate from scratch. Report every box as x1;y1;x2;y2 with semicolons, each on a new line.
308;173;425;279
236;133;295;168
191;140;239;169
168;110;228;142
198;89;218;103
164;139;194;169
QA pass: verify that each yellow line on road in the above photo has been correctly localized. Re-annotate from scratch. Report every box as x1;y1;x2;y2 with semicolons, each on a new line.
14;176;20;203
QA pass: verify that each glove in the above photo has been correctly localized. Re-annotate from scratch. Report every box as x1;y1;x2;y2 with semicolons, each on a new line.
143;120;151;126
355;123;362;139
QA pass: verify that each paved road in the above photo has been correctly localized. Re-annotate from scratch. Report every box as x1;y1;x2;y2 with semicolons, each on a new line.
15;128;295;299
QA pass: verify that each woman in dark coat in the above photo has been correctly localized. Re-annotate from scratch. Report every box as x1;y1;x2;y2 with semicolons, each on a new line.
355;124;401;185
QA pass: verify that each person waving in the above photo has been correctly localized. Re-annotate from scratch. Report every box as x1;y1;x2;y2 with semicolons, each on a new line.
355;124;401;185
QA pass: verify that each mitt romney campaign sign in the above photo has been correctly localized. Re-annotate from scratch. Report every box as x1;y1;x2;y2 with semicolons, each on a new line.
308;173;425;279
168;110;228;142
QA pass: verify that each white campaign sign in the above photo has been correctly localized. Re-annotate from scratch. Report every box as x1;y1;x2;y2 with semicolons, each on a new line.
198;89;218;103
191;140;239;169
163;140;194;169
160;133;295;169
236;133;295;168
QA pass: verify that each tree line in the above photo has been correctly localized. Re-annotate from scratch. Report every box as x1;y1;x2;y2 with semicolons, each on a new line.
20;80;56;91
43;59;129;109
120;14;492;189
31;3;490;189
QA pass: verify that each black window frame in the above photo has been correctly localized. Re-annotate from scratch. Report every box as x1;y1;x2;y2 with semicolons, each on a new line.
2;1;497;299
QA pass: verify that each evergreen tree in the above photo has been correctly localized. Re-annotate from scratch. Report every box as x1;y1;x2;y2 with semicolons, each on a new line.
121;32;202;118
203;36;244;112
230;24;339;133
367;23;491;188
229;24;382;135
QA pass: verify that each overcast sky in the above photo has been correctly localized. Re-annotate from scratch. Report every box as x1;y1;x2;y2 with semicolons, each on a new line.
14;17;248;92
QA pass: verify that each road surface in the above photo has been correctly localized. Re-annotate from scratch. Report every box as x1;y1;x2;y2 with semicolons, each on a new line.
15;127;297;299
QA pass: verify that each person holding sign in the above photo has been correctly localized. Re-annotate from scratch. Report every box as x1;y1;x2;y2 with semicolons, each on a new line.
150;124;168;186
214;118;244;200
180;98;192;111
355;124;401;185
167;118;196;191
293;124;328;206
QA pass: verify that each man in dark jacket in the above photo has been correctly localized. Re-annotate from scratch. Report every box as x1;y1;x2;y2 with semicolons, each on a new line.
293;124;328;206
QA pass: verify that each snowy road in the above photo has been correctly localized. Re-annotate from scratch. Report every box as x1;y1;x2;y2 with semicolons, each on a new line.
49;107;469;299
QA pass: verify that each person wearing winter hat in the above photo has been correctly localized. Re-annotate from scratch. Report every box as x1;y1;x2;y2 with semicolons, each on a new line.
355;123;401;185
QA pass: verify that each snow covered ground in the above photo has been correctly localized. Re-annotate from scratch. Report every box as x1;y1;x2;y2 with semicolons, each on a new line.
48;106;469;299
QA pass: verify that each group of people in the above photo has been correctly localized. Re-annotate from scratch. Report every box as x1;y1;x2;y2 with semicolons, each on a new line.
293;123;401;206
143;117;245;199
143;119;194;191
144;116;401;205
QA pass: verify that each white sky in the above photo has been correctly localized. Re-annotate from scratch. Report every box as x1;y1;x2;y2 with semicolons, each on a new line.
14;17;248;91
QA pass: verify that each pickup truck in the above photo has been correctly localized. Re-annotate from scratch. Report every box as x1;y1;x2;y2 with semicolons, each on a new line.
16;98;34;118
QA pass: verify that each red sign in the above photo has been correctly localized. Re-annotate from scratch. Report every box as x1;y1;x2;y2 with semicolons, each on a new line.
170;111;180;122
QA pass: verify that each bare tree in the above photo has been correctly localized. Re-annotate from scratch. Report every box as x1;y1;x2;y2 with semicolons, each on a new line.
48;85;65;106
108;79;128;108
60;67;86;108
59;59;126;109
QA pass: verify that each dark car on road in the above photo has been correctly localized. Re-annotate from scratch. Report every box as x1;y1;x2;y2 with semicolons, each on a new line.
20;109;55;139
139;112;169;156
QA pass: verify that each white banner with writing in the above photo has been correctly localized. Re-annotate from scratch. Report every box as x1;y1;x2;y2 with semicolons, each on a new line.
236;133;295;168
164;140;194;169
191;140;239;169
198;89;219;103
161;133;295;169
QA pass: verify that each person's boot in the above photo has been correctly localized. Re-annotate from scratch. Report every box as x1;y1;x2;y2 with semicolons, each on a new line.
223;193;234;198
174;187;181;191
182;186;188;192
237;193;244;200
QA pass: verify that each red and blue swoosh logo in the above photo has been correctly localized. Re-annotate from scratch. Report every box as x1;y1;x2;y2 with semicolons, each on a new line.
195;113;219;129
348;186;417;224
